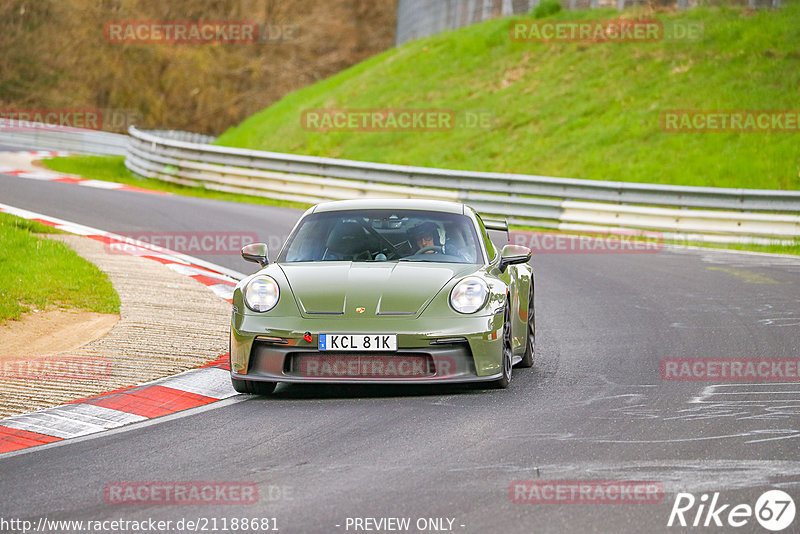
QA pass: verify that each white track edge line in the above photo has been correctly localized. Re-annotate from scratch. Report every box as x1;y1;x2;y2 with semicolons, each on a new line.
0;201;247;280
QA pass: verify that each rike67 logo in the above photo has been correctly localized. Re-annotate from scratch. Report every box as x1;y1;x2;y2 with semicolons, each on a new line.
668;490;795;531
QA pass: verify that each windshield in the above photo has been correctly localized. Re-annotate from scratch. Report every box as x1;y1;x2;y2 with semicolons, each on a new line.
278;209;484;264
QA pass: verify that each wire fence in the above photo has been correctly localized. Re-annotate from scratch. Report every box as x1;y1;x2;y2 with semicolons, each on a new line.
396;0;782;45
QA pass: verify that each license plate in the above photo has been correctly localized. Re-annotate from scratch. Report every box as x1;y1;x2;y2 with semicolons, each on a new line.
318;334;397;351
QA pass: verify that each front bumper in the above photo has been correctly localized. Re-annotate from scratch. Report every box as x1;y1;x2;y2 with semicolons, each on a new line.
230;312;504;384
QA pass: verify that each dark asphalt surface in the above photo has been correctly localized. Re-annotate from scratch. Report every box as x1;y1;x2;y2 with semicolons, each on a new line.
0;170;300;275
1;166;800;534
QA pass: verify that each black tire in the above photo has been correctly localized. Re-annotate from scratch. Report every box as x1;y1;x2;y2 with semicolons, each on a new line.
231;376;277;395
492;298;514;389
517;280;535;369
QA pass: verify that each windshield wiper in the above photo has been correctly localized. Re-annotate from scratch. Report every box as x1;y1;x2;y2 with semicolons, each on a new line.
398;257;441;262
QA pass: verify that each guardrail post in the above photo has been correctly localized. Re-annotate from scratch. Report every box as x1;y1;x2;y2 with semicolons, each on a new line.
481;0;492;20
467;0;477;22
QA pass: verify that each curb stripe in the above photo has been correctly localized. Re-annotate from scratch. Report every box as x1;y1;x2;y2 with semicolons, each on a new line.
2;203;240;299
81;385;219;419
0;202;246;280
0;404;148;440
207;284;235;300
163;262;237;282
1;151;168;195
155;367;239;400
190;273;234;287
0;199;246;455
199;354;231;370
0;426;62;454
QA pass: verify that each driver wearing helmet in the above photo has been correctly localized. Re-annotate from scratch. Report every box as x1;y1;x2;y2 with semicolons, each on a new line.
408;222;441;254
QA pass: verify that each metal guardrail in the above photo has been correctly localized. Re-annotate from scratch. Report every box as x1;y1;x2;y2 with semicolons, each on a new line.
0;125;129;155
0;123;795;244
143;130;217;145
126;126;800;244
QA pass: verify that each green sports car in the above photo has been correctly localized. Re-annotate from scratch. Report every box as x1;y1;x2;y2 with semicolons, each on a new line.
230;199;534;394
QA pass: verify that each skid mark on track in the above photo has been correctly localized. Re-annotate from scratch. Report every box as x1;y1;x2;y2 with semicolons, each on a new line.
533;460;800;493
698;251;800;271
264;459;800;494
494;380;800;446
501;429;799;444
691;383;800;405
672;383;800;424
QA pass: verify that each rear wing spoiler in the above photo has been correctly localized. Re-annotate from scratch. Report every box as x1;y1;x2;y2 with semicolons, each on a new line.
482;218;509;234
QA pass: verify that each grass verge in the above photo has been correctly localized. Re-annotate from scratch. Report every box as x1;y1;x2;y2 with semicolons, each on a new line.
0;212;121;323
41;155;311;210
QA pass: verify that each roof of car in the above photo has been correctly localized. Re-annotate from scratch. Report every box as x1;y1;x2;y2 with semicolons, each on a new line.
312;198;466;214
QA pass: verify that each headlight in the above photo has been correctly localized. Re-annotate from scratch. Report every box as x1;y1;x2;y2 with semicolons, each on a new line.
244;275;280;312
450;277;489;314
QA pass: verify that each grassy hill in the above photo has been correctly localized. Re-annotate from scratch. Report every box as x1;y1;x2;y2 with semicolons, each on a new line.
216;3;800;190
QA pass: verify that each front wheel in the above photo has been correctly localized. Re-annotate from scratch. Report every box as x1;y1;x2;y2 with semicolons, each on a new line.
492;299;513;389
517;281;535;369
231;376;277;395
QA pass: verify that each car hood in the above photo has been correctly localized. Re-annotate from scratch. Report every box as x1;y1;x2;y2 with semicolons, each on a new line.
278;262;478;317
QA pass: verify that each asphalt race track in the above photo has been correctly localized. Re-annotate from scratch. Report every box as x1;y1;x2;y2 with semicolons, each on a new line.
1;160;800;533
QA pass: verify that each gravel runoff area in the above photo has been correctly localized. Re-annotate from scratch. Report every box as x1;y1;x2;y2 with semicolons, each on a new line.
0;234;231;418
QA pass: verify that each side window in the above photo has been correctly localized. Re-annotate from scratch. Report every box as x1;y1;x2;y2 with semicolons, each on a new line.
476;215;496;262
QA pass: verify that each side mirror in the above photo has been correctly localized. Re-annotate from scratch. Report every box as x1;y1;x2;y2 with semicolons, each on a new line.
498;244;531;273
242;242;269;267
